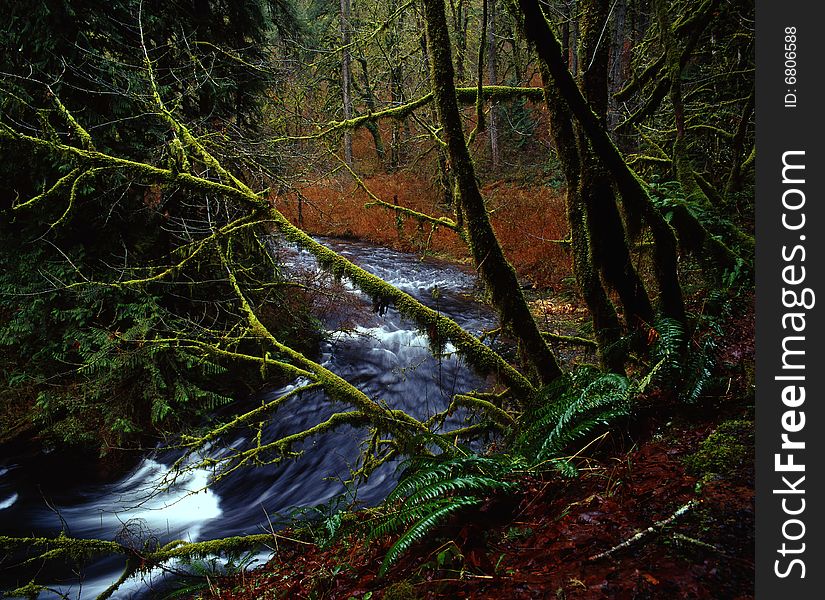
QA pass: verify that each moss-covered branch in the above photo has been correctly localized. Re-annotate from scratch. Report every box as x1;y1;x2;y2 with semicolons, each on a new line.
615;0;720;131
453;393;516;426
3;84;545;440
266;213;536;397
0;532;291;600
542;332;598;348
270;85;543;145
3;121;534;394
333;151;462;234
12;167;82;211
365;198;461;233
613;0;714;102
177;382;323;450
49;89;95;150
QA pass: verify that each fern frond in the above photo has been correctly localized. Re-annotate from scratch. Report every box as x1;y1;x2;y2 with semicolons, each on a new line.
681;337;717;403
369;497;458;540
388;455;513;502
405;476;516;506
650;317;685;375
516;370;634;465
378;496;480;576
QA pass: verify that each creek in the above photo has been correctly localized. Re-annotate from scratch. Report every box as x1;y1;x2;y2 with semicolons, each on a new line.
0;238;498;599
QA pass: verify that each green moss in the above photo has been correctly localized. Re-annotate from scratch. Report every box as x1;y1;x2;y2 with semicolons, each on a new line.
383;581;419;600
684;420;753;478
5;581;46;600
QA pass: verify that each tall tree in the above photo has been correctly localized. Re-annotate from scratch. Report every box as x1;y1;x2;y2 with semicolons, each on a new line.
512;0;687;326
422;0;562;386
340;0;354;164
487;0;501;169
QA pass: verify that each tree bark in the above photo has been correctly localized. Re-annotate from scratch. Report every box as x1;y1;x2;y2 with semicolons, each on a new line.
578;0;654;331
423;0;562;386
488;0;500;169
652;0;753;268
340;0;353;165
540;64;626;373
513;0;686;325
388;0;405;171
356;55;385;163
724;90;754;196
607;0;627;133
449;0;470;84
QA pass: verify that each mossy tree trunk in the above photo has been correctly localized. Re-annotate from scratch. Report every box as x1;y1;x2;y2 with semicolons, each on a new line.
724;90;754;197
653;0;754;271
448;0;470;84
422;0;562;386
577;0;654;332
541;64;625;373
388;0;405;171
655;0;711;210
513;0;653;371
607;0;628;133
355;54;386;163
487;0;500;170
340;0;353;165
512;0;686;326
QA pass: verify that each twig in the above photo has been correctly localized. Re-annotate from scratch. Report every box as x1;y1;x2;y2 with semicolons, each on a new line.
589;499;700;561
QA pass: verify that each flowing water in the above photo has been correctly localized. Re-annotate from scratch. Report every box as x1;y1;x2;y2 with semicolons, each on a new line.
0;238;498;599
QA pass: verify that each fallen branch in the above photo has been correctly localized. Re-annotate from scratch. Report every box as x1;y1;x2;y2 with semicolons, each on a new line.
588;499;700;561
542;332;597;348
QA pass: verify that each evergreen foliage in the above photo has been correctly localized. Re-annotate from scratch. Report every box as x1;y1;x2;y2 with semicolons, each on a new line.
370;453;519;576
0;0;305;450
369;363;661;576
516;367;658;470
650;298;726;405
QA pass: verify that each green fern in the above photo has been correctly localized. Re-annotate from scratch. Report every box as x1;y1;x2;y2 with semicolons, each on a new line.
277;493;354;549
649;312;721;404
650;317;685;377
515;366;656;472
537;374;630;460
681;336;717;403
386;454;516;502
378;496;481;576
162;550;259;599
370;454;518;576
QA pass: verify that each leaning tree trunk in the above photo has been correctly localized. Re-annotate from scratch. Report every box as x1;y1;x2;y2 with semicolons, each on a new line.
578;0;654;331
724;90;754;197
356;55;386;163
512;0;686;325
540;64;626;373
487;0;500;170
607;0;628;134
422;0;562;386
388;0;405;171
652;0;754;269
449;0;470;84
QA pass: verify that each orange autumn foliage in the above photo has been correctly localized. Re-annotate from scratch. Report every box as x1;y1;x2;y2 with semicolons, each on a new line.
275;172;570;289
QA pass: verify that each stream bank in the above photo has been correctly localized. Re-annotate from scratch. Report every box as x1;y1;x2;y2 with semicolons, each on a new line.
0;237;500;599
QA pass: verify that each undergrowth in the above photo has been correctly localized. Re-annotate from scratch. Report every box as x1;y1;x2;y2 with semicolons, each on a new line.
364;365;663;576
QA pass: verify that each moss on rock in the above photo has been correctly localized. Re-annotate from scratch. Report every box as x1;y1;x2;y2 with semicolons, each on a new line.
684;419;753;479
383;581;419;600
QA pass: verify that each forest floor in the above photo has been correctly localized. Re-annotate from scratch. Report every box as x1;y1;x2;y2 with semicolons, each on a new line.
183;180;756;599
